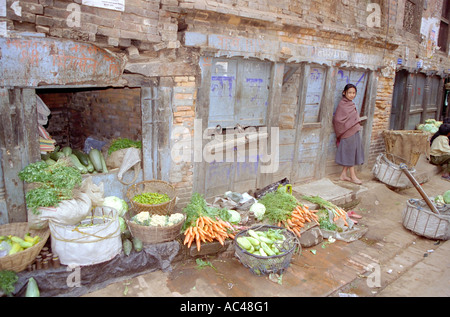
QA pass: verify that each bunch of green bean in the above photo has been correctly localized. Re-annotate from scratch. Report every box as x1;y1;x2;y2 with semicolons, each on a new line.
133;192;170;205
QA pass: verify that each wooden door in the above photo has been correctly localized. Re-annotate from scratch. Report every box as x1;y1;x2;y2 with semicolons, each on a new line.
0;88;40;223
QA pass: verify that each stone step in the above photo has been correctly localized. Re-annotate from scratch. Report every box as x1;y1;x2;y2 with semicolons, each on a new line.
292;177;367;209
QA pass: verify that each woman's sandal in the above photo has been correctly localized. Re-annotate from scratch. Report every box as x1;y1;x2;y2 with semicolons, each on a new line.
347;210;362;219
349;179;362;185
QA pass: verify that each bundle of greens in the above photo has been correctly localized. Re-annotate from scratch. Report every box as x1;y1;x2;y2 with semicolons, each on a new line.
107;138;142;155
257;186;298;224
18;160;82;214
182;193;231;231
0;270;18;296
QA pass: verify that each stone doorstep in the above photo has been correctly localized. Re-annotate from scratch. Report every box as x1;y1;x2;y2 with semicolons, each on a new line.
292;177;367;210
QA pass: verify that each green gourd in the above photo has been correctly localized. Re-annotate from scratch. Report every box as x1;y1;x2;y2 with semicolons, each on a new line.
25;277;40;297
123;238;133;256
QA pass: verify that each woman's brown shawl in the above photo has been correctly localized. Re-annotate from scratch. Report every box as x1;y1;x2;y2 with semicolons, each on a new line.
332;97;361;145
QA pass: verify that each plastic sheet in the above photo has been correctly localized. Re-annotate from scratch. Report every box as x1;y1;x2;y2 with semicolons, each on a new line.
13;241;180;297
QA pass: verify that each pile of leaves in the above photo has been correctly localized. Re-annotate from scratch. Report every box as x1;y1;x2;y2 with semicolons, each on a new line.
18;160;82;214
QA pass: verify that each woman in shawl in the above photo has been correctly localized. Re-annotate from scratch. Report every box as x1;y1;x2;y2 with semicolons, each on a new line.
333;84;364;184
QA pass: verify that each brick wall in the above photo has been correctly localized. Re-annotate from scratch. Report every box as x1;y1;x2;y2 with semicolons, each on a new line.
369;75;395;165
5;0;177;51
40;88;141;150
38;91;71;146
170;76;196;208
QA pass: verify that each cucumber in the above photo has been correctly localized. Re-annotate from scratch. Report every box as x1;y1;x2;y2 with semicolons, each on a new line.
69;154;88;174
86;161;94;173
89;149;103;172
237;237;252;250
133;237;143;252
49;151;65;161
247;230;260;240
258;247;267;256
72;149;90;166
246;237;260;246
61;146;72;157
123;238;133;256
257;235;274;244
100;152;108;173
45;158;56;166
260;241;275;256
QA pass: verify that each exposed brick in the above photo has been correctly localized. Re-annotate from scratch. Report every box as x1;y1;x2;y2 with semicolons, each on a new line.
97;25;120;38
36;14;54;26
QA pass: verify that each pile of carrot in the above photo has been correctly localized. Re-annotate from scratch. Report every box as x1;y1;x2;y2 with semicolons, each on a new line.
183;215;237;251
277;204;319;237
330;205;348;226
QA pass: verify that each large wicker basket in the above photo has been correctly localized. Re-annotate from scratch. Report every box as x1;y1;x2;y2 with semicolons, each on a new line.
382;130;430;167
372;153;415;189
125;213;185;244
0;222;50;272
402;199;450;240
234;225;300;275
126;180;177;215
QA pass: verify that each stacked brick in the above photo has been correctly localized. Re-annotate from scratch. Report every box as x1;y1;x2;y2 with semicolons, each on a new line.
170;76;196;207
6;0;177;50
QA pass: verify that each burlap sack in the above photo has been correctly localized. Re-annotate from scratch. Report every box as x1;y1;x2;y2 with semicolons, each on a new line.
106;148;128;169
117;147;141;185
382;130;430;167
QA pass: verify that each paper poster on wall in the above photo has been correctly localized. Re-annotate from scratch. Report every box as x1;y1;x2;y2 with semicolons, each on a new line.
0;21;7;37
0;0;6;17
82;0;124;12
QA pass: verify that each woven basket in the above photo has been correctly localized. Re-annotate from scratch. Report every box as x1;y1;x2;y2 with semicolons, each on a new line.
0;222;50;272
234;225;300;275
126;180;177;215
372;153;415;189
402;199;450;240
125;213;185;244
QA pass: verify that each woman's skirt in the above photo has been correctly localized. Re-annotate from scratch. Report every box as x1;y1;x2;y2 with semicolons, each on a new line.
335;131;364;166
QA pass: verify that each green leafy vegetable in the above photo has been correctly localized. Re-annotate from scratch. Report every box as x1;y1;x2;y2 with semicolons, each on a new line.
18;160;82;214
318;215;338;231
195;258;216;270
258;190;298;223
108;138;142;155
0;270;18;296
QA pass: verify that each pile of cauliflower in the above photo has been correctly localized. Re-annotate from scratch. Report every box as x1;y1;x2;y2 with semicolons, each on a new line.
132;211;185;227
